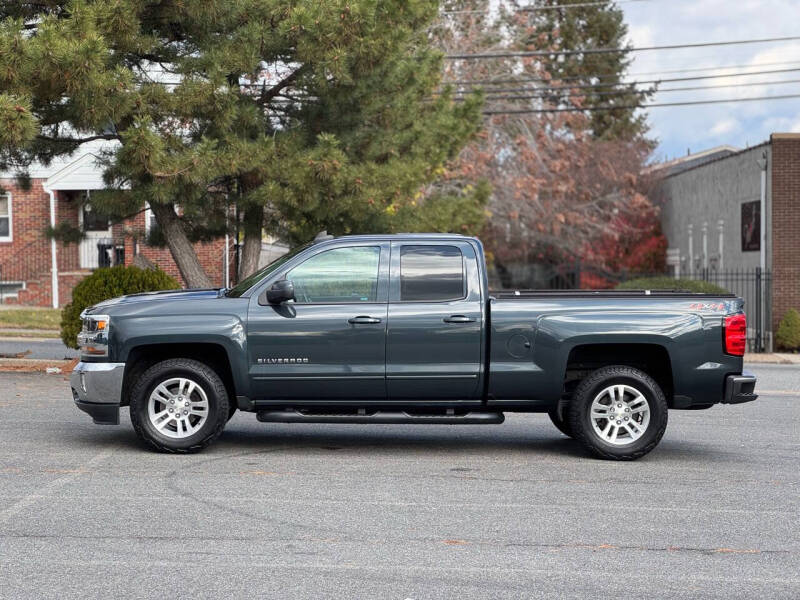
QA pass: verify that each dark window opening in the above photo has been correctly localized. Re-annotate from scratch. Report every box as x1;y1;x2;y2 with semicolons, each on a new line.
82;205;110;232
741;200;760;252
400;245;465;302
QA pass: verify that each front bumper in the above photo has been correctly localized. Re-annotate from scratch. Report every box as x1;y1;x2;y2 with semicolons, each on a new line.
70;361;125;425
722;372;758;404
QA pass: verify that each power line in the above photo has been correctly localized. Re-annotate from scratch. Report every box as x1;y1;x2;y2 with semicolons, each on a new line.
520;0;651;10
449;61;800;86
624;59;800;78
445;35;800;59
447;67;800;93
478;77;800;101
440;0;651;15
482;93;800;114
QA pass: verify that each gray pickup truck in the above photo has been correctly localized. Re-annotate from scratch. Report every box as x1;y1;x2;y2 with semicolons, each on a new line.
70;233;757;460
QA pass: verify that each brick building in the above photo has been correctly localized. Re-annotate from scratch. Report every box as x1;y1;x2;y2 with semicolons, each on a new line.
0;145;233;307
653;133;800;350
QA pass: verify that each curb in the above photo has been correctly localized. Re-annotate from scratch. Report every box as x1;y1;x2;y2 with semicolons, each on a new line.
0;358;76;374
744;353;800;365
0;336;64;343
0;328;60;337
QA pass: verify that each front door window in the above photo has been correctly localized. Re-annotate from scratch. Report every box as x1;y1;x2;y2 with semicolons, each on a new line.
287;246;381;304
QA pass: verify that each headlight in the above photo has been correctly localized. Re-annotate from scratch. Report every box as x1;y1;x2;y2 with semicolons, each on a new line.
78;313;110;357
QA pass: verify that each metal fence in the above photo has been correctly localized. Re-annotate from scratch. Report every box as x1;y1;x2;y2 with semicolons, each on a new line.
685;268;772;353
488;262;772;353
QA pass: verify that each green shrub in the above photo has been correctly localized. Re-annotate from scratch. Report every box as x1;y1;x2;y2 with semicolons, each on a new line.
616;277;729;294
775;308;800;351
61;266;179;349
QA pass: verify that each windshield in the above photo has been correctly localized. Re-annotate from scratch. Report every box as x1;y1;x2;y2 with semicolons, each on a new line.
225;243;311;297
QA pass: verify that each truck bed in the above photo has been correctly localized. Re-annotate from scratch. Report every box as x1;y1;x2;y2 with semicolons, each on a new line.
491;289;737;299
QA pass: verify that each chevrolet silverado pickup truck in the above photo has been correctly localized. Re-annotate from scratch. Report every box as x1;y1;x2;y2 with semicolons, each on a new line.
70;233;757;460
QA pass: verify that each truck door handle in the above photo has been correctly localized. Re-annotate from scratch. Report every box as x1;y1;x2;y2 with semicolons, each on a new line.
348;316;382;324
443;315;476;323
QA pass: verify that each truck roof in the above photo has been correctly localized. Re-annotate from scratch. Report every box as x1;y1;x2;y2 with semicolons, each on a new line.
313;233;475;244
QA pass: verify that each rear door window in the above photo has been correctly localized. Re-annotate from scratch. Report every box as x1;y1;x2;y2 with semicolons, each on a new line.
399;245;465;302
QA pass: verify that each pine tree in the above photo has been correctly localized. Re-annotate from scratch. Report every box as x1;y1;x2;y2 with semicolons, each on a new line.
432;1;659;284
523;0;653;142
0;1;485;285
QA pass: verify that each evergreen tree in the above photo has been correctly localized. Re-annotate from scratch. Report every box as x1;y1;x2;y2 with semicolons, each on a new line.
0;1;484;285
433;1;659;282
523;0;653;142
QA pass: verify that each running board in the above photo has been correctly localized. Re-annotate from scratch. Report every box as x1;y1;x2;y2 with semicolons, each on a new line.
256;409;505;425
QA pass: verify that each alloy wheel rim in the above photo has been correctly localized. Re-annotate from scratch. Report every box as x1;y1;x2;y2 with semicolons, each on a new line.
147;377;209;439
590;384;650;446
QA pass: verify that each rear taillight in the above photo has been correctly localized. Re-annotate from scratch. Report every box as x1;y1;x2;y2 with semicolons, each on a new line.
724;313;746;356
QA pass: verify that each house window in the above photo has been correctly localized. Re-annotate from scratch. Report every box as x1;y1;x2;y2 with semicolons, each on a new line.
741;200;760;252
82;204;110;232
144;203;159;236
0;193;11;241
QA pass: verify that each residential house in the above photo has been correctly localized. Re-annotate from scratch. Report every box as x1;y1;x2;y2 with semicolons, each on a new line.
0;144;232;307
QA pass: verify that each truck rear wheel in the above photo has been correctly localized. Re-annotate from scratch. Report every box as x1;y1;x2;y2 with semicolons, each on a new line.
129;358;229;453
568;365;668;460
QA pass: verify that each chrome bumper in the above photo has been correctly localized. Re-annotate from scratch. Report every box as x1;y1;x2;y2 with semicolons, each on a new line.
70;361;125;425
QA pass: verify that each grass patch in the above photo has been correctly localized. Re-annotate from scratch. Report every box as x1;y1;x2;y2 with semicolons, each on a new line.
0;308;61;331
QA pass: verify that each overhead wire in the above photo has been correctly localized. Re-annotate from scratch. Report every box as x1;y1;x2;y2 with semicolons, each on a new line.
481;93;800;114
446;65;800;87
445;35;800;59
473;77;800;102
440;0;653;15
445;67;800;94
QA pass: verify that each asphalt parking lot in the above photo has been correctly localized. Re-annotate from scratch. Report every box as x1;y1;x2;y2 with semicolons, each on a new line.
0;364;798;599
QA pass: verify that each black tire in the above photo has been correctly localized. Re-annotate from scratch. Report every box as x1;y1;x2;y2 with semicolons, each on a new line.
130;358;229;453
568;365;668;461
548;402;574;438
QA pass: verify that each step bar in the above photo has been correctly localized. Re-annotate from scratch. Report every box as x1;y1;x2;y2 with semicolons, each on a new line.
256;409;505;425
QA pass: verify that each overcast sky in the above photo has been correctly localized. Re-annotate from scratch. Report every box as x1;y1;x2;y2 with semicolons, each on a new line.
622;0;800;162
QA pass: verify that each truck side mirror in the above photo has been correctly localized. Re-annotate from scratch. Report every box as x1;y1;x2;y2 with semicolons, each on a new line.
266;279;295;304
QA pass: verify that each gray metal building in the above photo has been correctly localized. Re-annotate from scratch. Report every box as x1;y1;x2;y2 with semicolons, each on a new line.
653;143;770;276
649;133;800;353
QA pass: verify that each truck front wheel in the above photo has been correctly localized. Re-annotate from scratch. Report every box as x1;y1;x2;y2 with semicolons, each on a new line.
129;358;229;453
568;365;668;460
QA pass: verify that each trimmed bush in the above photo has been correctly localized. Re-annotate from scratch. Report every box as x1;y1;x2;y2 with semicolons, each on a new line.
61;266;179;349
775;308;800;351
616;277;729;295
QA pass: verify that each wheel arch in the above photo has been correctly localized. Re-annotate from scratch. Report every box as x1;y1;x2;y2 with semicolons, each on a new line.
563;342;675;406
121;343;236;407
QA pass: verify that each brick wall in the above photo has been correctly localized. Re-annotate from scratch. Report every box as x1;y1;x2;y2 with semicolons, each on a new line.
770;133;800;332
121;210;232;288
1;181;233;306
0;179;54;306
